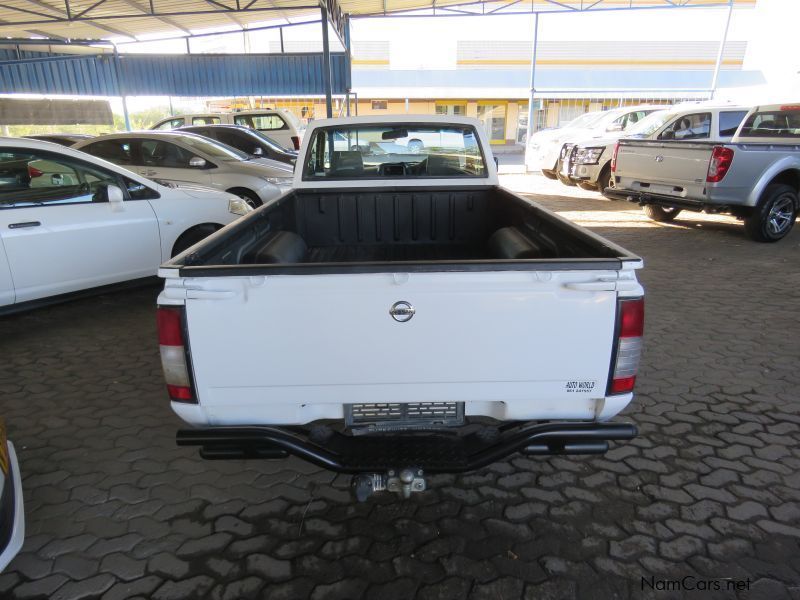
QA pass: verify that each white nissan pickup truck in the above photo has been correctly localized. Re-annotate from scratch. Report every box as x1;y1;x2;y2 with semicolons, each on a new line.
606;103;800;242
156;116;643;500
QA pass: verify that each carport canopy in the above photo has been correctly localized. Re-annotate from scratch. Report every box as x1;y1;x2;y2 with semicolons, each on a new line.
0;0;740;45
0;0;741;120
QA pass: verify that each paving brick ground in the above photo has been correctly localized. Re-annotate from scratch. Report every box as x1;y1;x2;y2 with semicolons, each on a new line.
1;175;799;599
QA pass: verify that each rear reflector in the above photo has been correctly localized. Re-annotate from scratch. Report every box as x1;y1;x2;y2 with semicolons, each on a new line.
157;306;196;404
706;146;734;183
609;298;644;395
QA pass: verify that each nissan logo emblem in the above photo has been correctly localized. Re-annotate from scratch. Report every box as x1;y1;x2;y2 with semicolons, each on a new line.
655;155;664;162
390;301;415;323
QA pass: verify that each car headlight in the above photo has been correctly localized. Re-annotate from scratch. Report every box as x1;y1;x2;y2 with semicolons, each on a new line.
559;144;573;160
228;198;253;216
262;176;293;187
575;147;605;165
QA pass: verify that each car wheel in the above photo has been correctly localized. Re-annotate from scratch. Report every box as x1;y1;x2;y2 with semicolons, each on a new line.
744;183;798;242
541;169;558;180
172;224;223;257
597;165;613;195
643;205;682;222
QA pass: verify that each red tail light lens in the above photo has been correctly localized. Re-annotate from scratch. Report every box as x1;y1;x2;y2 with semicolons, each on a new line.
611;142;620;173
706;146;734;183
291;136;300;150
157;306;196;403
609;298;644;395
28;165;43;178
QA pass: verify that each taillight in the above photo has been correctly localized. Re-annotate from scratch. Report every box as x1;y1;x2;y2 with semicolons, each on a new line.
28;165;43;178
608;298;644;395
157;306;196;403
706;146;734;183
611;142;620;173
291;136;300;150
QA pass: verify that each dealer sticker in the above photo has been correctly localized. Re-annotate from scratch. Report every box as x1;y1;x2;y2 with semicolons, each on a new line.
565;380;596;393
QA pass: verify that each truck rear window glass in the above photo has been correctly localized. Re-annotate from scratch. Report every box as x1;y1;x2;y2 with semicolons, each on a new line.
738;111;800;138
302;124;488;180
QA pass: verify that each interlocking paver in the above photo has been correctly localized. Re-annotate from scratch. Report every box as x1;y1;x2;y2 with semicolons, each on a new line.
2;178;799;599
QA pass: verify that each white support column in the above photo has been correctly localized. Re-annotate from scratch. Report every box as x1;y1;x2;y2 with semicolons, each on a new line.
525;12;540;170
710;0;734;99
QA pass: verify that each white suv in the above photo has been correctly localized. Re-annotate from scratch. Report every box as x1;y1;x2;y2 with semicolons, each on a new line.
151;109;305;151
0;138;250;313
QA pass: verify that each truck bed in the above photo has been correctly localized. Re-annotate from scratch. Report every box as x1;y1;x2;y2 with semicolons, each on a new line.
168;186;637;274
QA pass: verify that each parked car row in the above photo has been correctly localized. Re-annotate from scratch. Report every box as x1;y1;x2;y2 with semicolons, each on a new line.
606;103;800;242
561;104;750;192
529;102;799;242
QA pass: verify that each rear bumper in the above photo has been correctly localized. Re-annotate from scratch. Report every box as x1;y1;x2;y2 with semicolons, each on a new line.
0;442;25;573
176;421;638;473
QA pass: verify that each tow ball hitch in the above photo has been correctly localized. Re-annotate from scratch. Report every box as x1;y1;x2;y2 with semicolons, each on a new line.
352;468;426;502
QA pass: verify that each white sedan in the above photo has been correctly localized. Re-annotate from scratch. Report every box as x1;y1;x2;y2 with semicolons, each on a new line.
0;137;251;313
75;131;293;208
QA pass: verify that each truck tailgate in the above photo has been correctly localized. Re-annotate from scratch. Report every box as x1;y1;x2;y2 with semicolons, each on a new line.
175;270;622;424
616;141;714;199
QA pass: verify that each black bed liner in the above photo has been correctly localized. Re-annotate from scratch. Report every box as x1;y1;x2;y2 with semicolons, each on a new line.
167;185;639;276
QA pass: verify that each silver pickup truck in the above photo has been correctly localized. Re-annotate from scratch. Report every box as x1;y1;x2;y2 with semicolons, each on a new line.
605;103;800;242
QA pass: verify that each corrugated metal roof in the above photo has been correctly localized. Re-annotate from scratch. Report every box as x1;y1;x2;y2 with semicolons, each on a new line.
0;0;754;42
0;51;348;96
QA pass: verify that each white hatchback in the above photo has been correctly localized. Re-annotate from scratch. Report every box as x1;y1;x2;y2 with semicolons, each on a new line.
0;137;251;313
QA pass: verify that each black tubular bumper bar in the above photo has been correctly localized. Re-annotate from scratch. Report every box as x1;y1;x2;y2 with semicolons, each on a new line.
604;187;707;211
176;421;638;473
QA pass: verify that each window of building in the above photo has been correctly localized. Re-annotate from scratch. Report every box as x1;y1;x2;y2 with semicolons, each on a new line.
476;103;507;144
436;103;467;116
371;100;388;110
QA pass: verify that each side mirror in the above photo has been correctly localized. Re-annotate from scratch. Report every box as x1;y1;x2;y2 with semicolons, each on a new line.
189;156;207;168
607;123;624;132
253;147;264;156
107;184;124;203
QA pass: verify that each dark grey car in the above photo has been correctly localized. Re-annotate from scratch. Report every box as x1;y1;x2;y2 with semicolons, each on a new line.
181;125;297;167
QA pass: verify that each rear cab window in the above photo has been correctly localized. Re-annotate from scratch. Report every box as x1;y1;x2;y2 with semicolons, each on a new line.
193;116;221;125
738;108;800;138
302;124;488;180
235;114;287;131
154;118;186;130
